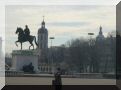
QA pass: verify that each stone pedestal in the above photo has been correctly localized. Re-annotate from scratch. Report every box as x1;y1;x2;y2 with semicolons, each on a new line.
11;50;39;73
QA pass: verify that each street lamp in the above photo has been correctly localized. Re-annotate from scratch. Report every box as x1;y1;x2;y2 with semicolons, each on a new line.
88;33;94;73
88;33;94;46
50;37;55;48
88;33;94;35
49;37;55;74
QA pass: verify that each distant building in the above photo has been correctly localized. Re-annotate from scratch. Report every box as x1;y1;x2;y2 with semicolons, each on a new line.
38;17;48;64
95;26;115;73
0;37;5;71
96;26;105;41
0;37;1;59
37;17;49;72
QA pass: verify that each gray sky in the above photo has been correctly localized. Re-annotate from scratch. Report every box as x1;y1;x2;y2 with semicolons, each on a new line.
5;5;115;53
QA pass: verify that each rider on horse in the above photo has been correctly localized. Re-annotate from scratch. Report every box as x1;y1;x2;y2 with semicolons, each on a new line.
16;26;38;50
24;25;30;40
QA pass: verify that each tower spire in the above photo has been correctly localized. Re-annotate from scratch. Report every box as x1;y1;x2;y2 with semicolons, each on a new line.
99;26;103;35
100;26;102;31
43;16;44;22
41;16;45;27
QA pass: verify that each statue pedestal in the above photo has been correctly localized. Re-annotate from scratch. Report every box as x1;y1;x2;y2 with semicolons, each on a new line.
11;50;39;73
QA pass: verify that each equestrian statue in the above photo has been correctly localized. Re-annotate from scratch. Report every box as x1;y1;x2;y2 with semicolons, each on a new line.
15;25;38;50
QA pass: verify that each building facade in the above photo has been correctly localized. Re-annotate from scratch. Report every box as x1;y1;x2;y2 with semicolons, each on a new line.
0;37;2;58
37;18;49;72
95;26;115;73
38;18;48;63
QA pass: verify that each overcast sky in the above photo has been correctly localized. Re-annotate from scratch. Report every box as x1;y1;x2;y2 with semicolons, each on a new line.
5;5;115;53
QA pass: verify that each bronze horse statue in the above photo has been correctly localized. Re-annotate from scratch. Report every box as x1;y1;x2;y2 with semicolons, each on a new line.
15;27;38;50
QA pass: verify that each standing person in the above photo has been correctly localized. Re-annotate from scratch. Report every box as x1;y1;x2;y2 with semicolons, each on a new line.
52;68;62;90
24;25;30;40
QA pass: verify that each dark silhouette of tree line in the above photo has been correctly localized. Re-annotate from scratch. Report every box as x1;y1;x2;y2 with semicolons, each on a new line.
51;33;116;74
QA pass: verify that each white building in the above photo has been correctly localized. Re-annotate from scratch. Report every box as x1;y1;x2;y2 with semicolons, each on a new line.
0;37;2;58
0;37;5;72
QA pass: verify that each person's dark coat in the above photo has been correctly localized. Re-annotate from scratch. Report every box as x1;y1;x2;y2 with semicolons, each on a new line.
54;71;62;85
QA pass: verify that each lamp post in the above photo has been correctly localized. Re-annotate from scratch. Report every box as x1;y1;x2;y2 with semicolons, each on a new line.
49;37;55;74
88;33;94;73
50;37;55;48
88;33;94;46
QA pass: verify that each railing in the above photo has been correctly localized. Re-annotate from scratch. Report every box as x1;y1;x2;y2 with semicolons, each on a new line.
62;73;103;79
5;71;24;77
5;71;115;79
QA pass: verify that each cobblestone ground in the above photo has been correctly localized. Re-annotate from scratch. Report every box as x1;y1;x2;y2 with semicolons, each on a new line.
5;77;116;85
